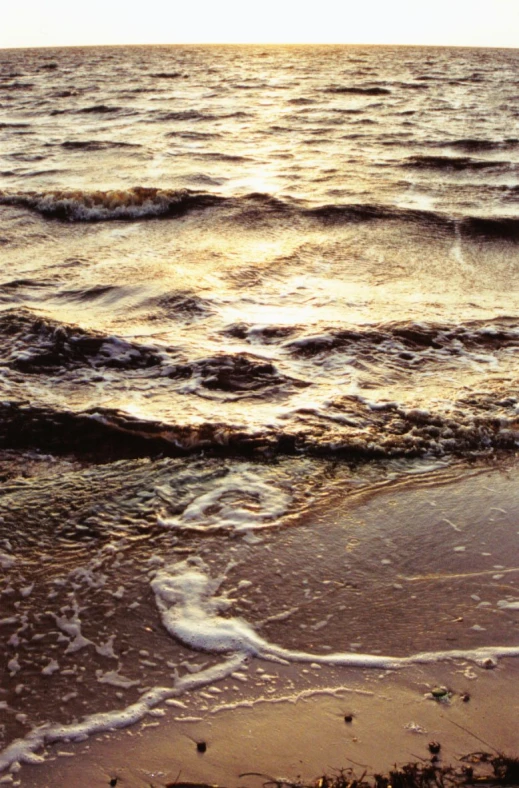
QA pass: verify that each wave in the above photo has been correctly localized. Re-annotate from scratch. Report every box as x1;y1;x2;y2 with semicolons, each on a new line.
157;109;251;123
194;151;250;162
0;122;30;129
51;89;79;98
50;105;128;116
0;278;54;304
0;308;162;373
0;308;307;397
306;202;519;240
150;71;184;79
60;140;142;151
285;317;519;357
171;130;222;140
462;215;519;240
141;290;214;320
0;186;225;222
165;352;308;398
53;284;123;302
76;104;122;114
6;152;45;163
397;81;430;90
446;138;519;152
1;187;518;239
406;138;519;153
7;307;518;396
0;278;52;290
158;109;211;122
287;97;316;105
225;322;298;343
0;81;34;91
0;315;518;460
234;81;270;90
404;155;515;171
304;201;454;228
325;86;391;95
1;388;517;463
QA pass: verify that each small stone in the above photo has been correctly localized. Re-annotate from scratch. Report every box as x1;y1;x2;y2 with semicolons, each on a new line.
461;692;470;703
344;714;353;723
431;687;449;699
428;741;441;755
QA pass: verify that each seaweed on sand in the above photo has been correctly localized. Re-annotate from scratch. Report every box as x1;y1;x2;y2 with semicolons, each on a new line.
235;753;519;788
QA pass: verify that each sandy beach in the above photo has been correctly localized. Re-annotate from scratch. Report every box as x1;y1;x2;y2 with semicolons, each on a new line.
12;459;519;787
22;658;519;788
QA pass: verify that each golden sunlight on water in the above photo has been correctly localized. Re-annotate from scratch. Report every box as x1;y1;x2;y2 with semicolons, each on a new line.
1;44;519;782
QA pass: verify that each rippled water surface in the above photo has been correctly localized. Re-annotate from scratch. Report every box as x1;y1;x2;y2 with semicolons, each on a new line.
1;44;519;780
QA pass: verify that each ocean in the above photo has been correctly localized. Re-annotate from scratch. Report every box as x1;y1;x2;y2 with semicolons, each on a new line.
1;44;519;782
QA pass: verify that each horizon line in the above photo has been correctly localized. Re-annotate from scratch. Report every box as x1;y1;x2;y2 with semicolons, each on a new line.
1;41;518;52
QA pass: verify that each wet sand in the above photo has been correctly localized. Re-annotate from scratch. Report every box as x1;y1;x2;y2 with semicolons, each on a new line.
24;659;519;787
12;459;519;787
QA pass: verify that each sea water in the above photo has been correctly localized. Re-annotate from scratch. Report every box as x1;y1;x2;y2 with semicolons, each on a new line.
0;44;519;778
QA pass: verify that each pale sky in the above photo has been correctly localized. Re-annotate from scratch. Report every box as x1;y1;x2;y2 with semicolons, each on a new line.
1;0;518;49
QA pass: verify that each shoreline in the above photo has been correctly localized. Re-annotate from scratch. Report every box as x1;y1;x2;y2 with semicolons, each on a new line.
22;658;519;787
3;458;519;787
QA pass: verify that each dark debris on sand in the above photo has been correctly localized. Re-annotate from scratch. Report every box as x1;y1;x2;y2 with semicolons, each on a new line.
227;753;519;788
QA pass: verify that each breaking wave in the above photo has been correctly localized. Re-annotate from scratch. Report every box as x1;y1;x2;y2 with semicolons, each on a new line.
165;352;309;398
0;186;224;221
2;308;519;461
1;389;517;462
0;308;162;372
0;186;518;239
285;318;519;357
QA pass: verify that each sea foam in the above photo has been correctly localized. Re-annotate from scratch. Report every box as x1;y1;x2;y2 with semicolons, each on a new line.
151;558;519;669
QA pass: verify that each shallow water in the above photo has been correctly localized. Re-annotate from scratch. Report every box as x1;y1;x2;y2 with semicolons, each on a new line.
0;44;518;780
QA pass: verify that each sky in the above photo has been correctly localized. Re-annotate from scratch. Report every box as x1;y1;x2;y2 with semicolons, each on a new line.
1;0;518;49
